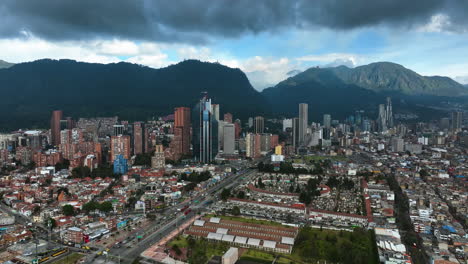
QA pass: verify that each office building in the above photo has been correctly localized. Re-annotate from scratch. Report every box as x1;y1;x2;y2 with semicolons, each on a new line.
451;111;463;132
282;118;292;131
212;104;220;121
323;114;331;129
223;123;235;154
193;94;218;163
386;97;394;128
151;145;165;169
50;110;63;146
292;117;299;149
298;103;308;145
254;116;264;134
377;104;387;132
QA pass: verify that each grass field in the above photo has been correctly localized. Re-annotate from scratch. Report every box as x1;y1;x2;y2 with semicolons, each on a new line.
240;249;293;264
51;253;84;264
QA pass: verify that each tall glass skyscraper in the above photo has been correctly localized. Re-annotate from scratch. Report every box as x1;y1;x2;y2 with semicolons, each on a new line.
192;94;218;163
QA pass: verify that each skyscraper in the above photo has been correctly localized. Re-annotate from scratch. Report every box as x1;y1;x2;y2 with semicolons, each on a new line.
377;104;387;132
193;94;218;163
386;97;394;128
223;123;235;154
113;124;124;136
292;117;300;149
174;107;191;155
298;103;308;145
451;111;463;132
254;116;264;134
323;114;331;129
234;119;242;139
133;122;145;155
212;104;220;121
50;110;63;146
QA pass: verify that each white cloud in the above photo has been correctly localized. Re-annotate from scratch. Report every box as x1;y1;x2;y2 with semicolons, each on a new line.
418;14;453;33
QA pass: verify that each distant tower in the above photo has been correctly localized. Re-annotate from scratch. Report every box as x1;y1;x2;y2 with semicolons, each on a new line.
386;97;394;128
254;116;264;134
50;110;63;146
298;103;308;145
451;111;463;133
377;104;387;132
292;117;300;149
174;107;191;156
212;104;220;121
133;122;145;155
323;114;331;129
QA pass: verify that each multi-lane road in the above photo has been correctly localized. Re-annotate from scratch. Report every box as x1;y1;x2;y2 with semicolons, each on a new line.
90;167;256;263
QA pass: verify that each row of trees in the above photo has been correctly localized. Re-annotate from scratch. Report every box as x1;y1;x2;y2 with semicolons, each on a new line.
257;161;325;175
179;171;211;183
62;201;114;216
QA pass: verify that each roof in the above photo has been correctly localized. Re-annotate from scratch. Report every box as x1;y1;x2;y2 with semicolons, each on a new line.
194;220;205;227
221;234;235;242
247;238;260;246
263;240;277;249
281;237;295;245
223;247;238;259
216;228;228;234
207;232;223;240
210;217;221;223
234;236;248;244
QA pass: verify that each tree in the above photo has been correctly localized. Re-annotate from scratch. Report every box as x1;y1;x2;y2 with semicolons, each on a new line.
82;201;99;213
48;217;57;229
220;188;231;201
231;206;241;216
236;191;245;199
55;159;70;171
62;204;75;216
98;201;113;213
299;191;312;205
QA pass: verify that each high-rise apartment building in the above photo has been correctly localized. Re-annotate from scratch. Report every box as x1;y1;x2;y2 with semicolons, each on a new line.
50;110;63;146
133;122;145;155
151;145;165;169
298;103;308;145
254;116;264;134
246;133;261;159
174;107;191;156
234;119;242;139
110;135;131;162
113;125;124;136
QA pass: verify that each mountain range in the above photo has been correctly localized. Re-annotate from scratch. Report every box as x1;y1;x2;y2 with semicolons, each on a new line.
0;60;14;69
0;59;466;130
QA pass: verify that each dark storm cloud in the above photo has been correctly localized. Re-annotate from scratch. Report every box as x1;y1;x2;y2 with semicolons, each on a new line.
0;0;467;42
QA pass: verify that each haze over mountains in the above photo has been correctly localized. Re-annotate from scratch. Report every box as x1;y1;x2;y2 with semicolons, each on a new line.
0;59;466;130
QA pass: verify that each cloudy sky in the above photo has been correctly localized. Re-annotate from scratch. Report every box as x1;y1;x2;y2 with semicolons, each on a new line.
1;0;468;90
